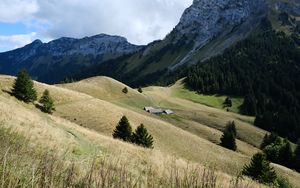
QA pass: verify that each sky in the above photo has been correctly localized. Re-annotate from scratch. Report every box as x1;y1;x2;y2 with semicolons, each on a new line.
0;0;193;52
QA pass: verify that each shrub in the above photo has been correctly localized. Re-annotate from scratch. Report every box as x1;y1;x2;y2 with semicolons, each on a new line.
12;69;37;103
242;153;277;184
122;87;128;94
138;87;143;93
112;116;132;142
132;124;154;148
39;89;55;114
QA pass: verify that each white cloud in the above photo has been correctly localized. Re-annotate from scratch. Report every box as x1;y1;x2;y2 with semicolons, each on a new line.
34;0;193;44
0;0;193;51
0;0;39;22
0;32;37;51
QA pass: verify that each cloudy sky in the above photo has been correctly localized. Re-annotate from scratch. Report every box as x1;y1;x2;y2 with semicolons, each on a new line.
0;0;193;52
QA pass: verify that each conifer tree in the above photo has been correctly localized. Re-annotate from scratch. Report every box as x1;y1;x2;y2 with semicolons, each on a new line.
122;87;128;94
132;124;154;148
294;140;300;172
260;133;281;149
220;121;237;151
278;139;293;168
226;121;237;137
223;97;232;108
12;69;37;103
138;87;143;93
112;116;132;142
242;153;277;184
39;89;55;114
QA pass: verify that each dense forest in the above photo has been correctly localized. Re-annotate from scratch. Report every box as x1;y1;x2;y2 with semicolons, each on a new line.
186;20;300;142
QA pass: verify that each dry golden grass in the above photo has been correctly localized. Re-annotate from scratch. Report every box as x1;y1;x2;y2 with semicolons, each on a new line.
1;75;300;187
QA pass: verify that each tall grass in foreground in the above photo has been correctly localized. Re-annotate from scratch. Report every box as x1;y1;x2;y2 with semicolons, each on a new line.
0;127;260;188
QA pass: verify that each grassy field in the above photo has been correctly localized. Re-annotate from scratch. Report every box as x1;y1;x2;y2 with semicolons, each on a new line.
171;86;244;114
1;75;300;187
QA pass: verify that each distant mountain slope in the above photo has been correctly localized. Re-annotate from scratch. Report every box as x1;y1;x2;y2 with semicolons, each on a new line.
1;0;300;86
75;0;299;86
0;34;142;84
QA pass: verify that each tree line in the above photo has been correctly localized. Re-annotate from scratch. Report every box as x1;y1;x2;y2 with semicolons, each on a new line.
185;20;300;142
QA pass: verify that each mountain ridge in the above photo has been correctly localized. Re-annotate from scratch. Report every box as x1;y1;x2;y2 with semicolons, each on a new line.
0;0;299;86
0;34;142;83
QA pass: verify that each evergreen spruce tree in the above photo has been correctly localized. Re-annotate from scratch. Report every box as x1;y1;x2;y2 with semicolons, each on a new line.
294;140;300;172
278;139;293;168
220;121;237;151
260;132;281;149
12;69;37;103
122;87;128;94
39;89;55;114
223;97;232;108
112;116;132;142
226;121;237;137
138;87;143;93
132;124;154;148
242;153;277;184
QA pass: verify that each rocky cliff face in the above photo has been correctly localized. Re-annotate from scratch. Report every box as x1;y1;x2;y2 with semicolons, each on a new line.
0;34;142;83
176;0;267;48
4;34;141;63
168;0;267;69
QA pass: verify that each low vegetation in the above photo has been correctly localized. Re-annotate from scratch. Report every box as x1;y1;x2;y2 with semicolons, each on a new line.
0;126;261;188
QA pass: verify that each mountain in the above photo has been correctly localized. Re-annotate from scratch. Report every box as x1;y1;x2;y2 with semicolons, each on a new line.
75;0;300;86
0;34;142;83
0;0;299;86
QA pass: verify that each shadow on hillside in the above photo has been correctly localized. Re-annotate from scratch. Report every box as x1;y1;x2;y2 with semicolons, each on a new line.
1;89;13;96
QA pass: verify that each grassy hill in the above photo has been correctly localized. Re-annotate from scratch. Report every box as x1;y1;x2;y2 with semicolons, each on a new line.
1;75;300;187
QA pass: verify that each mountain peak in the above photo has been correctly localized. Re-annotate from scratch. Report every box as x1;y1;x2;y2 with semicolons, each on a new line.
176;0;267;48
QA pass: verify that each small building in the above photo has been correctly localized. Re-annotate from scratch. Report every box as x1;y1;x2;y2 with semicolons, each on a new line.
164;109;174;115
148;108;164;114
144;107;154;112
144;106;174;115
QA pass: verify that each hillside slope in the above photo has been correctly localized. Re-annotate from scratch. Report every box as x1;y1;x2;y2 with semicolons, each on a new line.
56;76;300;186
0;75;276;187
